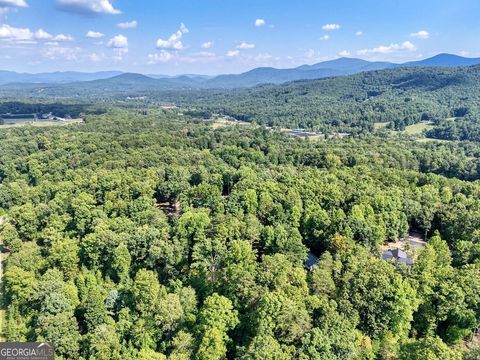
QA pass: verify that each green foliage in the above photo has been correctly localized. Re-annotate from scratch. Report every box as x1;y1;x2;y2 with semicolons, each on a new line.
0;108;478;359
160;65;480;137
399;336;462;360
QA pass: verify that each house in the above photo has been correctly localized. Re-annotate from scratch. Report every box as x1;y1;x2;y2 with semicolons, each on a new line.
304;252;319;271
382;248;414;265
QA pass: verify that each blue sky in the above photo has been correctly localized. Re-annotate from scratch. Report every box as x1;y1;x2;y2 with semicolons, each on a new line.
0;0;479;74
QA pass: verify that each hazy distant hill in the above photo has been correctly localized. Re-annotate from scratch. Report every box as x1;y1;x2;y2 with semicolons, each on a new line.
205;67;343;88
3;63;480;141
2;54;480;89
183;64;480;131
297;57;396;73
403;53;480;67
82;73;206;90
89;73;159;86
0;71;123;85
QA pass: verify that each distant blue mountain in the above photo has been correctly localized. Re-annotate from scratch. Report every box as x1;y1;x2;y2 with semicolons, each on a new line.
297;57;395;72
205;67;344;88
2;53;480;88
204;54;480;87
403;53;480;67
0;70;123;85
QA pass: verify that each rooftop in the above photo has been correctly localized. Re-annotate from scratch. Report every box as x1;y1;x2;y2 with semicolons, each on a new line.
304;252;319;271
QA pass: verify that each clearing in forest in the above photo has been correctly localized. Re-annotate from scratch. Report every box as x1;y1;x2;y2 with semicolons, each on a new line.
211;117;251;129
374;122;390;130
402;121;434;135
0;119;83;129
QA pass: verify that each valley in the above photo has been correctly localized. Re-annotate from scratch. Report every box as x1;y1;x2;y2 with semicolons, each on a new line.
0;50;480;360
2;1;480;358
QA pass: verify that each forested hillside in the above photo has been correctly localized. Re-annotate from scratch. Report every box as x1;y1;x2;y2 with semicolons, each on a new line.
0;110;479;359
4;65;479;139
1;53;478;87
177;66;480;135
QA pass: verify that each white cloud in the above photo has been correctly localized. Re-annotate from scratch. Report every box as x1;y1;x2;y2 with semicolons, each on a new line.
356;31;363;36
226;50;240;57
255;18;266;27
253;53;274;62
156;23;189;50
410;30;429;39
302;49;331;63
305;49;316;59
31;29;73;42
320;35;330;41
86;30;104;38
56;0;121;15
88;52;103;62
0;0;27;8
148;50;176;63
0;24;33;41
358;41;416;56
107;34;128;48
322;23;340;31
338;50;351;57
40;46;110;63
107;34;128;60
34;29;52;40
43;46;80;61
0;1;26;18
118;20;137;29
180;23;188;33
147;50;219;64
53;33;73;41
237;41;255;49
201;41;213;49
0;24;72;44
112;48;127;60
45;41;59;46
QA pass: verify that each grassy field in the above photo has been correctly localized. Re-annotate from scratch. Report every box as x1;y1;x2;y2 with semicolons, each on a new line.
0;119;83;129
211;117;251;129
374;122;390;130
403;121;434;135
416;137;451;143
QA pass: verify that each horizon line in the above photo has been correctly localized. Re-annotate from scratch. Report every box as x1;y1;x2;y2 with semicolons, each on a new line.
0;52;478;77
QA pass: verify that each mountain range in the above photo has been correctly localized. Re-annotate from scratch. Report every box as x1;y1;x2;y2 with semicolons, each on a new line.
1;53;480;89
0;70;123;86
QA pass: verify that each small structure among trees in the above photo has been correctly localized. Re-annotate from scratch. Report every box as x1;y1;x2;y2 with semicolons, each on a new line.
382;248;414;265
304;252;319;271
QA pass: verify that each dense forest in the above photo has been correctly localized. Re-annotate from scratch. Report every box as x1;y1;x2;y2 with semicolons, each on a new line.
3;65;480;140
0;108;479;359
0;101;106;119
173;66;480;136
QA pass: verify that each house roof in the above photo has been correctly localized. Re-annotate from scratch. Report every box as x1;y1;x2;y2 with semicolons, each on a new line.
382;250;394;261
382;248;414;265
305;252;319;269
391;248;408;259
